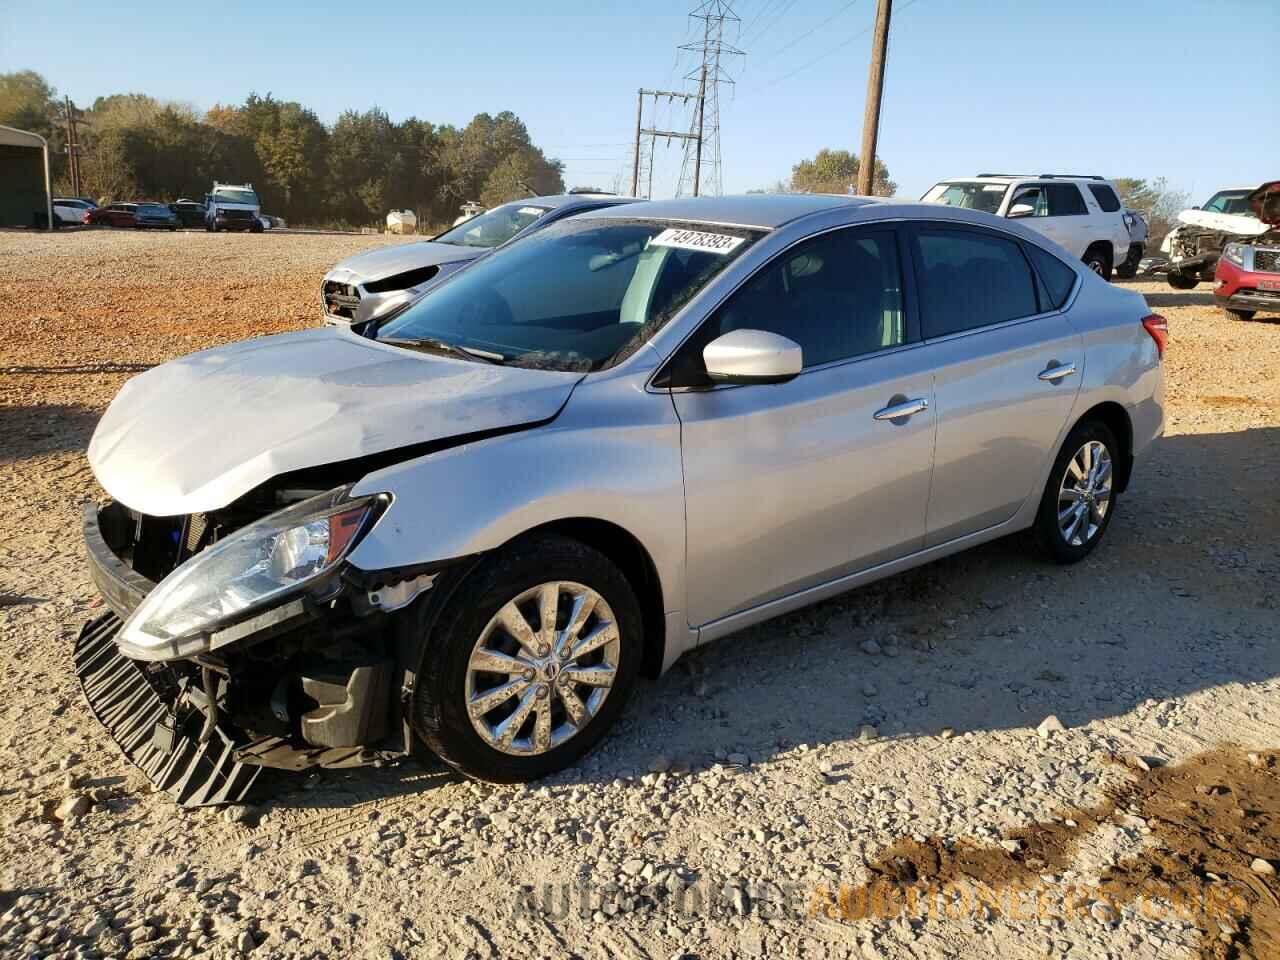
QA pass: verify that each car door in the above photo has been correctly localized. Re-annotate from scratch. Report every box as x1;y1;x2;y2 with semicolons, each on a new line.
908;223;1083;547
1042;183;1092;258
661;225;937;627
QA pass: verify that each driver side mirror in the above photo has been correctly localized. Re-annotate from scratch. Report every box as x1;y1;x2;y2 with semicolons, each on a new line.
703;329;802;385
1007;202;1035;219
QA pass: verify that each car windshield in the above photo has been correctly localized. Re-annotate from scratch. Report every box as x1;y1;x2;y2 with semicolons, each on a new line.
137;204;169;213
433;202;550;248
921;181;1009;215
1202;191;1252;215
376;218;761;371
212;189;259;206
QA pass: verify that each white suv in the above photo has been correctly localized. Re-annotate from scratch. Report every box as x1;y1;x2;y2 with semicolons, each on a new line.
922;174;1131;280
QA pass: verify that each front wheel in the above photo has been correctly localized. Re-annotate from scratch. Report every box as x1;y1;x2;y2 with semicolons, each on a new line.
1114;244;1142;280
411;535;643;783
1034;421;1119;564
1166;270;1198;290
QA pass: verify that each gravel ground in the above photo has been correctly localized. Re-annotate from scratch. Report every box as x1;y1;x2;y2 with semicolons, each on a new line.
1;230;1278;960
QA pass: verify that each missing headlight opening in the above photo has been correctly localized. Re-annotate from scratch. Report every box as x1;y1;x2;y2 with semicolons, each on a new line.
78;475;435;806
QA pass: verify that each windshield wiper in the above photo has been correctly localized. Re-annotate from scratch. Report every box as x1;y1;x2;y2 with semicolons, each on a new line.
379;336;507;364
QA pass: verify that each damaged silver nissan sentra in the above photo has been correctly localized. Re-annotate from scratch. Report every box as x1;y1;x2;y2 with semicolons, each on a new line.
78;195;1164;805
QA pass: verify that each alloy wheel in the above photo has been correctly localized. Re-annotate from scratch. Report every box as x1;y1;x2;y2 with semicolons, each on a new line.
1058;440;1112;547
464;581;619;756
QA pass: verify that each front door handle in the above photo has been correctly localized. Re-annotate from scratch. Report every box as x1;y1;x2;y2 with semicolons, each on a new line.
873;397;929;421
1038;362;1077;382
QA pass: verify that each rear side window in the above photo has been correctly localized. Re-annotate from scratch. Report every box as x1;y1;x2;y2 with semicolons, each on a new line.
1046;184;1088;216
914;228;1039;338
1024;244;1078;310
1088;184;1121;212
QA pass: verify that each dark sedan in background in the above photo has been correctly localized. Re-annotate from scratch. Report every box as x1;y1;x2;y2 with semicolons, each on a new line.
84;202;178;230
169;201;207;228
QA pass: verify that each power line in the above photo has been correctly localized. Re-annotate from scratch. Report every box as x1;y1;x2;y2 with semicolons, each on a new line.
741;0;802;48
753;0;861;68
747;0;924;92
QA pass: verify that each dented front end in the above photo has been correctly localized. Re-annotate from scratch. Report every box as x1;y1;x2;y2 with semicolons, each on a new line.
77;488;431;806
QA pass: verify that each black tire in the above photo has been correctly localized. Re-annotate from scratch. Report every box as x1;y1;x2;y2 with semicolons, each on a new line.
1034;420;1119;564
251;221;265;233
1082;245;1113;281
1166;270;1198;290
1224;308;1256;321
1114;243;1142;280
411;534;643;783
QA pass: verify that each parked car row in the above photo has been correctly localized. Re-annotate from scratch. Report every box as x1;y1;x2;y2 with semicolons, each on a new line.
77;189;1168;803
57;184;283;233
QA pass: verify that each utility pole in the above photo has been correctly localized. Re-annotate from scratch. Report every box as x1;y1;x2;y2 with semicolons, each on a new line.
631;88;701;200
692;63;707;196
856;0;892;196
631;90;644;198
64;96;82;197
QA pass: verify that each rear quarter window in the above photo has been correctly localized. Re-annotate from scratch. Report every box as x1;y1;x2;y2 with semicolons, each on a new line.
1024;244;1078;310
1089;184;1121;213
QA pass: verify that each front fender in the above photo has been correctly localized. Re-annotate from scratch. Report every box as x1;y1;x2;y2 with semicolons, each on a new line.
345;370;688;644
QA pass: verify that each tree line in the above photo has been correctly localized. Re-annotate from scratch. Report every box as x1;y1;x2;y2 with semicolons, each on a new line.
1;70;565;228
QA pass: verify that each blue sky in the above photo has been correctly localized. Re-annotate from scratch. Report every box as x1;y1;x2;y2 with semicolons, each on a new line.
4;0;1277;202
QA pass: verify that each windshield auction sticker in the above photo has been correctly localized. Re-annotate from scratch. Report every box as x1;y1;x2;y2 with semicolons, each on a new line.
651;228;745;254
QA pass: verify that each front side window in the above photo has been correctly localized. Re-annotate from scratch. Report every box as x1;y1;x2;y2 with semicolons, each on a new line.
1089;184;1121;212
433;202;551;249
377;219;760;371
717;229;905;368
921;181;1009;215
1045;183;1088;216
914;227;1039;338
1008;185;1048;218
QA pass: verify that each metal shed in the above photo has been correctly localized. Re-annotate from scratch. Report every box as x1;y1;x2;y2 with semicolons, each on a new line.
0;124;53;230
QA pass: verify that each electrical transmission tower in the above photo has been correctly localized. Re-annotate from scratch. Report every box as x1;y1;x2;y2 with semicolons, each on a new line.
676;1;743;198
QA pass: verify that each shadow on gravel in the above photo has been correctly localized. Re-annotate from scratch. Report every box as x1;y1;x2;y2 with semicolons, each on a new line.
0;403;101;461
237;427;1280;815
579;425;1280;787
1142;292;1217;308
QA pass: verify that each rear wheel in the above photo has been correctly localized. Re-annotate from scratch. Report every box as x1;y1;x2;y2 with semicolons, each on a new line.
1224;308;1256;321
1034;420;1119;564
1167;270;1198;290
1082;245;1113;281
411;535;642;783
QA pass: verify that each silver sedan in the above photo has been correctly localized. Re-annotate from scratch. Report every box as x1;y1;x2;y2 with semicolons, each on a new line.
80;194;1165;801
320;193;641;327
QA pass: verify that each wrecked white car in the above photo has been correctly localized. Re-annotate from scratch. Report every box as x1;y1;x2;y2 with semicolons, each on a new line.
1162;185;1278;289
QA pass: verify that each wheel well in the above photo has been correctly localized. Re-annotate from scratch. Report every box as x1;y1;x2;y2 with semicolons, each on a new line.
519;518;667;678
1084;241;1113;265
1075;401;1133;492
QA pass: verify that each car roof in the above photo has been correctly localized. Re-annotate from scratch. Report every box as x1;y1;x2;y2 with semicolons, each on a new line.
576;193;876;229
515;193;643;212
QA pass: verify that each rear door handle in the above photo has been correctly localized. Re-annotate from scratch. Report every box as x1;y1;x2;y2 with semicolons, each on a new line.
1038;362;1077;382
873;397;929;421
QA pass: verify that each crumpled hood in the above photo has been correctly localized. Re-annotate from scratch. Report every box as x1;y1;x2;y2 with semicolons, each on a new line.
329;241;481;284
88;327;581;515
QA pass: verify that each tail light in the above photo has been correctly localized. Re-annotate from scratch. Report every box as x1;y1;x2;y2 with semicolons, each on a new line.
1142;313;1168;359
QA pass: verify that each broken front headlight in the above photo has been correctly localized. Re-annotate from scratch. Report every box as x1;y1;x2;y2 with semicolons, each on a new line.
117;487;386;662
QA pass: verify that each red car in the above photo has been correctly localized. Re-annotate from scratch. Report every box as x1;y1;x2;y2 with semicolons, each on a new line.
84;202;138;227
1214;181;1280;321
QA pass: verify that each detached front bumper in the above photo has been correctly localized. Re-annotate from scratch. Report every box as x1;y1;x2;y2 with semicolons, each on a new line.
75;613;264;806
78;501;405;797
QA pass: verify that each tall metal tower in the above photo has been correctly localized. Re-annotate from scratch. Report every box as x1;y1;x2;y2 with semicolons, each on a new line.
676;1;743;197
